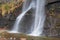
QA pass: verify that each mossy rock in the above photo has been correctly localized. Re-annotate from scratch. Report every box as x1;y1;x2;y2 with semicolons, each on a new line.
0;31;60;40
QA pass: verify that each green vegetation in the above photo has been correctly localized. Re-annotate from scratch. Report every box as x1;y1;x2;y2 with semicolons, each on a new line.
0;0;23;16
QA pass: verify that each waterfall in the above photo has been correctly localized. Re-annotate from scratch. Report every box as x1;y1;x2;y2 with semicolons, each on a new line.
8;0;46;36
29;0;46;36
8;2;33;33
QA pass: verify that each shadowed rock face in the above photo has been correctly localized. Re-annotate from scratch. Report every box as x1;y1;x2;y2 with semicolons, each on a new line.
18;14;34;34
43;2;60;37
47;0;59;3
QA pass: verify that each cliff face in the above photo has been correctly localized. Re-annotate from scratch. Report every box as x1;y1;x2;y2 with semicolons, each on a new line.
43;0;60;37
0;0;60;37
47;0;58;3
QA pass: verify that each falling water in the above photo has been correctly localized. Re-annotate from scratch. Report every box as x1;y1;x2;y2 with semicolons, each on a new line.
8;0;46;36
8;2;32;33
29;0;46;36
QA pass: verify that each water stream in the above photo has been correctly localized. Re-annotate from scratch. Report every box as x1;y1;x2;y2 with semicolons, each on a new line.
8;0;46;36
